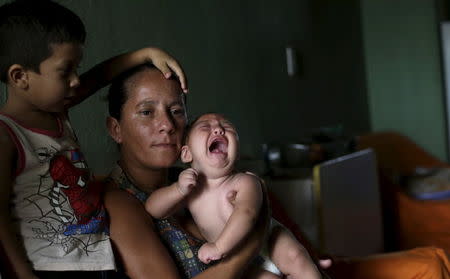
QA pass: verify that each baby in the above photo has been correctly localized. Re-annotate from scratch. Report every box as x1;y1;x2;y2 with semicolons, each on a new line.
146;113;322;279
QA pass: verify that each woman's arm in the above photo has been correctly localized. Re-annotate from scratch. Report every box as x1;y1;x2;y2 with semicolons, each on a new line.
106;178;270;279
105;186;181;279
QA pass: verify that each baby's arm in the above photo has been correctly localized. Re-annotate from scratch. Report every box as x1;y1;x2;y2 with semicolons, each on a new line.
145;168;197;219
185;183;271;279
199;174;263;264
68;47;187;108
0;127;37;279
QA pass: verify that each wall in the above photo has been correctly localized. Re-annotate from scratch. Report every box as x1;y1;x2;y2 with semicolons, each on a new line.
361;0;448;160
0;84;5;104
0;0;370;173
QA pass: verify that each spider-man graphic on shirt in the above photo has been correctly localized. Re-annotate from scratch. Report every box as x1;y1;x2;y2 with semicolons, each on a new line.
49;150;108;236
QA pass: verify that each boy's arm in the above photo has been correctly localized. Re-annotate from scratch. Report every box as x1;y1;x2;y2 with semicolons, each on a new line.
146;168;197;219
0;127;38;279
68;47;187;108
199;174;263;263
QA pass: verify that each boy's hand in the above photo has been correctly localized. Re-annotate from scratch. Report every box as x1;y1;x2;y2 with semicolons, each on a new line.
177;168;197;196
146;47;188;93
198;242;224;264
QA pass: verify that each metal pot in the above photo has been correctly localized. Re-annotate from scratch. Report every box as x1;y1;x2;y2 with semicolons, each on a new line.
262;143;311;170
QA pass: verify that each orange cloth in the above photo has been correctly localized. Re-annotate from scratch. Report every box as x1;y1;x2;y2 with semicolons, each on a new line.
329;247;450;279
357;132;450;251
397;191;450;250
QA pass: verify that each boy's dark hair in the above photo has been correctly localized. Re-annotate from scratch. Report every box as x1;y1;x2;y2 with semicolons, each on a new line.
108;63;186;121
0;0;86;83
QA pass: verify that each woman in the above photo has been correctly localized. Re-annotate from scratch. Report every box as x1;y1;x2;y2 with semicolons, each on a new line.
103;63;270;279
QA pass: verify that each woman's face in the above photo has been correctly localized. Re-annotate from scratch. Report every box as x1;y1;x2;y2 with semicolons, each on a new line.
110;69;187;170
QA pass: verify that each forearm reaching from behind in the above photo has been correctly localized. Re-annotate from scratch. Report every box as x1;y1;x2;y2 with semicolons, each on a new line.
68;47;188;108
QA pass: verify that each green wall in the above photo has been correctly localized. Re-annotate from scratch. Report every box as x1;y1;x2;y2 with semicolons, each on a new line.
0;84;5;104
0;0;370;173
361;0;448;160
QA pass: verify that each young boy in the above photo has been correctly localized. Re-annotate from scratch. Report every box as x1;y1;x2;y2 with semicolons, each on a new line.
0;0;187;278
146;113;323;279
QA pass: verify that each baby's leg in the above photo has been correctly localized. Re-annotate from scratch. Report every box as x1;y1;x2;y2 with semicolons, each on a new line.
268;226;321;279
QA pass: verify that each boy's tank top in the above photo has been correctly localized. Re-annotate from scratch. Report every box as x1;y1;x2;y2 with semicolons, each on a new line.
0;113;115;271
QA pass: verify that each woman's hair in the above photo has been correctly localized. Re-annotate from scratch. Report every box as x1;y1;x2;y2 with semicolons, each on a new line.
107;63;187;121
107;63;156;120
0;0;86;82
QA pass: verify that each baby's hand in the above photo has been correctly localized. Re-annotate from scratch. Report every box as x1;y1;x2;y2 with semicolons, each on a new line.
177;168;197;196
146;47;188;93
198;242;224;264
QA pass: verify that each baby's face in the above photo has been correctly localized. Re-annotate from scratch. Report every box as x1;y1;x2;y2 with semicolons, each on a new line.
185;113;239;175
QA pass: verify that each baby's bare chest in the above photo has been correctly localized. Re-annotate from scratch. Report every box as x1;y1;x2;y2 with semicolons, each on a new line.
188;184;237;241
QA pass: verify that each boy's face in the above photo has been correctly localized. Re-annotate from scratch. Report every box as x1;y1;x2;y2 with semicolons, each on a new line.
26;42;83;112
182;113;239;176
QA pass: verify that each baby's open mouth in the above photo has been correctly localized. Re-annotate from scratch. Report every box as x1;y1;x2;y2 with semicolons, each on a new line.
209;137;228;154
